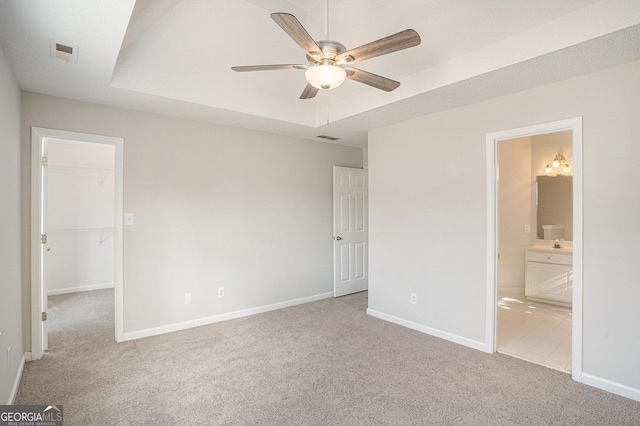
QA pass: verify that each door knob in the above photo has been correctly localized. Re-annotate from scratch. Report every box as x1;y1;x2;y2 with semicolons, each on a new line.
335;236;342;240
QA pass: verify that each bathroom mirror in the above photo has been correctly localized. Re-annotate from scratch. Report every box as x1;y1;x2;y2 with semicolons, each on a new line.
536;175;572;240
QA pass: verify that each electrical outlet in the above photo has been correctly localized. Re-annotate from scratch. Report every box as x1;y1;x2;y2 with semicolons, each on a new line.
524;224;531;234
217;287;225;298
185;293;191;304
410;293;417;305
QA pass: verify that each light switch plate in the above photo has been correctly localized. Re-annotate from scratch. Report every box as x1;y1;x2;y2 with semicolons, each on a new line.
125;213;134;226
524;224;531;234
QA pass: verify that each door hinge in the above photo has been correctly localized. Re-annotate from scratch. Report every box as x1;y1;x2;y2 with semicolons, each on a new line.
41;156;48;166
42;312;47;321
41;234;47;244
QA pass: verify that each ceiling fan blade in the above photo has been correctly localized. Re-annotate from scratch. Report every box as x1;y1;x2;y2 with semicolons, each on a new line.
271;13;324;59
343;67;400;92
336;29;421;64
300;83;319;99
232;64;307;72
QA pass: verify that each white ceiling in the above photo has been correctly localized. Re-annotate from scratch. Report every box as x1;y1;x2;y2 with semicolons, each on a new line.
1;0;639;147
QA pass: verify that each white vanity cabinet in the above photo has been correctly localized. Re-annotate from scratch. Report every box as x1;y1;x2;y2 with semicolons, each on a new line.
525;247;573;306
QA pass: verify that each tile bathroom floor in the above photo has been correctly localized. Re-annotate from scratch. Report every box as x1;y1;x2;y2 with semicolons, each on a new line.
497;294;572;373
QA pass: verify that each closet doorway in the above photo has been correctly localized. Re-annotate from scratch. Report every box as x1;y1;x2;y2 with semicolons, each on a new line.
31;128;124;359
46;139;115;350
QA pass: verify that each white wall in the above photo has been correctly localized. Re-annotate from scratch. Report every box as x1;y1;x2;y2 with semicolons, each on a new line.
0;43;24;404
369;60;640;394
21;94;363;337
498;137;532;293
46;141;115;294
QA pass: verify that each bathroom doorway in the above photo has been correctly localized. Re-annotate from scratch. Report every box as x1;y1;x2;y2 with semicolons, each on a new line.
486;118;583;381
496;130;573;372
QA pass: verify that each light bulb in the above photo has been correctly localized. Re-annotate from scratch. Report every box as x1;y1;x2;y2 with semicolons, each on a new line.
563;165;571;174
305;65;346;90
545;164;552;174
552;159;560;168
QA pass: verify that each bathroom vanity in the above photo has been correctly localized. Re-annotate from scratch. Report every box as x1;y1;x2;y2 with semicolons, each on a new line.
525;245;573;307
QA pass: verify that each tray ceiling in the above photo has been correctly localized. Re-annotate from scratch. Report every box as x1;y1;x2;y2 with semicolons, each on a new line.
1;0;639;146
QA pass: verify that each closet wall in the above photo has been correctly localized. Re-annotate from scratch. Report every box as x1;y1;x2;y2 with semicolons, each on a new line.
46;139;115;295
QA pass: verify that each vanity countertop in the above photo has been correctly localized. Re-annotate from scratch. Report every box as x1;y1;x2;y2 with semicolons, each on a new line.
526;245;573;254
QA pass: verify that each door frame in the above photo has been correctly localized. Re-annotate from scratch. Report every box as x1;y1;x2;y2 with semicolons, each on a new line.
30;127;124;359
485;117;583;383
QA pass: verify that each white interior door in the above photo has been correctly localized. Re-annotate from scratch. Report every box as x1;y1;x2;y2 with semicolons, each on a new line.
333;166;368;297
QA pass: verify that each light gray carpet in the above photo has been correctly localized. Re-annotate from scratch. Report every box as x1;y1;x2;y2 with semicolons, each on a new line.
16;289;640;425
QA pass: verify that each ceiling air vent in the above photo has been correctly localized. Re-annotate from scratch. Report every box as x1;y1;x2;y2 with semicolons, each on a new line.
50;39;79;63
316;135;340;141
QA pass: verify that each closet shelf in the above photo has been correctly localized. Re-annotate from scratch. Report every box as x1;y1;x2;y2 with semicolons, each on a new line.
48;227;114;233
48;164;114;172
48;227;113;244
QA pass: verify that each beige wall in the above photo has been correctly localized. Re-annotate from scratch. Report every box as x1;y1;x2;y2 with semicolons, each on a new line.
369;60;640;392
498;137;532;293
362;147;368;168
0;44;23;403
531;131;573;177
21;93;362;337
531;131;573;240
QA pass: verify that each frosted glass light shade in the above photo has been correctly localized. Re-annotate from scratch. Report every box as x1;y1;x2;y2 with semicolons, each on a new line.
305;65;346;90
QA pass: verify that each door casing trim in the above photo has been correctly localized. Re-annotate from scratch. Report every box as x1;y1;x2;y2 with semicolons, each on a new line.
30;127;124;359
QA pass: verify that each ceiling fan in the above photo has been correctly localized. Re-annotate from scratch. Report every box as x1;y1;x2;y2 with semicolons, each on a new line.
231;1;421;99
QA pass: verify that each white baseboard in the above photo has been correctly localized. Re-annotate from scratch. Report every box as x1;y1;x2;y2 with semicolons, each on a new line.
123;291;334;342
366;308;489;353
47;282;114;296
582;373;640;402
7;353;26;405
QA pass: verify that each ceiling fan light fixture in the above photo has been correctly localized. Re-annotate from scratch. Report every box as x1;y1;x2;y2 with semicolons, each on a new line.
305;64;346;90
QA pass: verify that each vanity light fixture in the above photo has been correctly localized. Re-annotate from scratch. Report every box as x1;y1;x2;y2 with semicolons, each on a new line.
545;153;571;175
